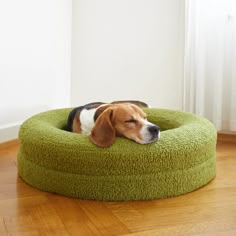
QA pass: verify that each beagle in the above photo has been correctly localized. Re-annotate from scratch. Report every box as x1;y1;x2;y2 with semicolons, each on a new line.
67;101;160;147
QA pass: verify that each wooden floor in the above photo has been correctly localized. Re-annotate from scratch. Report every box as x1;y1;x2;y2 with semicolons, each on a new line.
0;136;236;236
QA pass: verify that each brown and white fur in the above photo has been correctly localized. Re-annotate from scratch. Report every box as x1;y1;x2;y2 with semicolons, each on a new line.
67;101;160;147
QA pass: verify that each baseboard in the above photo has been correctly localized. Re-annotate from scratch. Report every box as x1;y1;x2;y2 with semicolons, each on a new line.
217;132;236;143
0;139;19;149
0;123;21;143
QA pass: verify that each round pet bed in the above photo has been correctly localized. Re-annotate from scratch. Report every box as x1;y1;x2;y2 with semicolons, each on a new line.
17;108;217;201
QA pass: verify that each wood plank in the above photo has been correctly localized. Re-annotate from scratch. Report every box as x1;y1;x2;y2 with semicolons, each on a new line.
48;196;101;236
0;217;7;236
79;200;130;235
120;218;236;236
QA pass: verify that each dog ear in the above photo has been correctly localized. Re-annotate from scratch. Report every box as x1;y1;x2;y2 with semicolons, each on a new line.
90;108;116;147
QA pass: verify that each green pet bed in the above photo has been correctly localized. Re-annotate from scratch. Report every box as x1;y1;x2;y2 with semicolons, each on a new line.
17;108;217;201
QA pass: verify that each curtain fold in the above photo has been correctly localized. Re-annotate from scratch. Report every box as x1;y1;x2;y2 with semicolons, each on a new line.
184;0;236;132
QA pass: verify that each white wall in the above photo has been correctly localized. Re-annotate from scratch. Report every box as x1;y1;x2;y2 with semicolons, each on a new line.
0;0;185;143
71;0;185;108
0;0;71;142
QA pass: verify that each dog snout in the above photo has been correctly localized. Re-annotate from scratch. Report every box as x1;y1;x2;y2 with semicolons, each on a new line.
148;125;160;138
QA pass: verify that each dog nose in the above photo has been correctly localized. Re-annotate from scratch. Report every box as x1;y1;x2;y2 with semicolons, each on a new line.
148;125;160;136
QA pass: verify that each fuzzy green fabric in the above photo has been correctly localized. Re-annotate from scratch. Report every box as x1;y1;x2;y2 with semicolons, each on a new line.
17;108;217;201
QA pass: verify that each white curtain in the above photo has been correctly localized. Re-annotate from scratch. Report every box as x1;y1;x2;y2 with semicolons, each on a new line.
184;0;236;132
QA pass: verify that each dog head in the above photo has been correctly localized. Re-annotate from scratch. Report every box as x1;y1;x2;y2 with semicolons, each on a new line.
90;103;160;147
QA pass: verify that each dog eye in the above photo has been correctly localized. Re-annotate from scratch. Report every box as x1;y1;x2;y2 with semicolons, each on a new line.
125;119;137;124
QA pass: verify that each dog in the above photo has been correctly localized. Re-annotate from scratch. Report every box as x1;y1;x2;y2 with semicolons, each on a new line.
67;100;160;147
